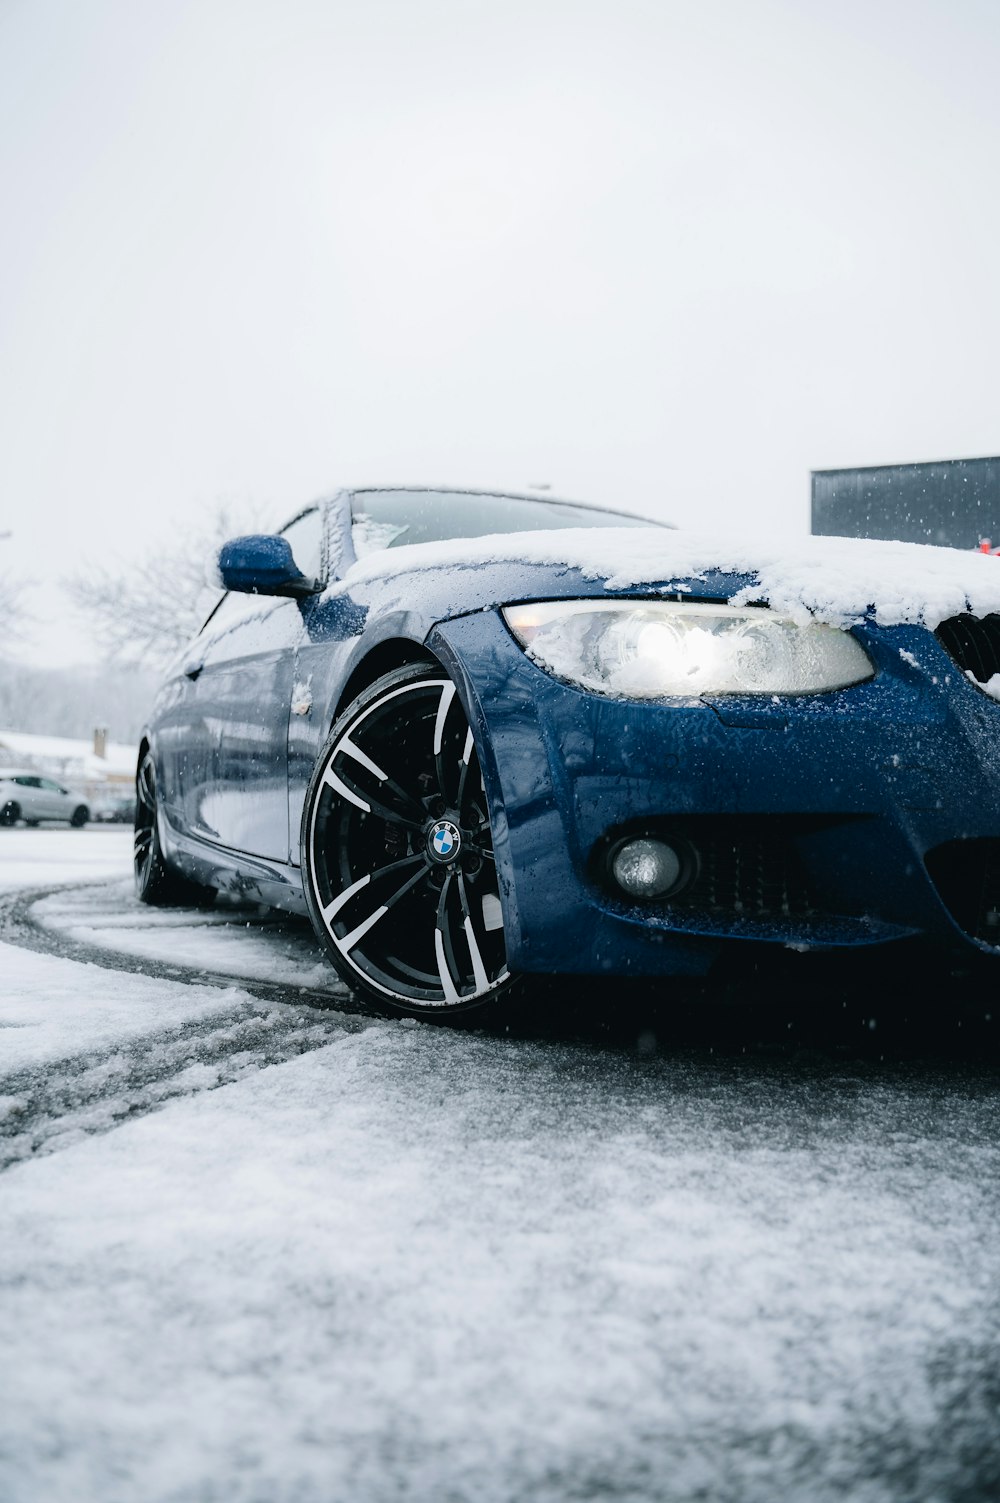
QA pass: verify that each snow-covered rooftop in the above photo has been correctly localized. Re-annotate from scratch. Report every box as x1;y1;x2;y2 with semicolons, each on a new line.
0;730;136;780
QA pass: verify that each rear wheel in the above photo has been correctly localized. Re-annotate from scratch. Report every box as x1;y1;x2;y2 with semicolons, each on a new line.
1;801;20;827
134;751;215;906
302;665;518;1019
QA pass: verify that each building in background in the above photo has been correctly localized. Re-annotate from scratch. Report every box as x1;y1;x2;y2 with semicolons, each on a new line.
811;456;1000;550
0;728;136;819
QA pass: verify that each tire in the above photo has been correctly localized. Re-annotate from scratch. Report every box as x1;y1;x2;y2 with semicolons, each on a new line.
134;751;216;907
24;819;40;828
301;664;519;1020
70;806;89;827
0;801;21;828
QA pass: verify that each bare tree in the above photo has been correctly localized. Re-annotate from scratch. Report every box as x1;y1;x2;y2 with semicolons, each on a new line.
0;570;31;655
67;502;269;670
0;658;159;740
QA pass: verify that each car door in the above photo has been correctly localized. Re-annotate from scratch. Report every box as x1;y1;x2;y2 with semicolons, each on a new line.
285;496;366;862
161;507;327;861
39;778;71;818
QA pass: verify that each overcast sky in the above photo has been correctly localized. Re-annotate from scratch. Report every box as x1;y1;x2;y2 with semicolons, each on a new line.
3;0;1000;665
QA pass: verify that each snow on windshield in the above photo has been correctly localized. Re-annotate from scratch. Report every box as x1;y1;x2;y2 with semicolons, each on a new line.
332;527;1000;629
351;513;412;557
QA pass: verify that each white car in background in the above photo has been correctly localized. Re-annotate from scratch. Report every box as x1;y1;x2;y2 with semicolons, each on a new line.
0;769;90;827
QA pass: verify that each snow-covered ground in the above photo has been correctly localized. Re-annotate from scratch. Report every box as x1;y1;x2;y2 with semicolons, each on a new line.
32;879;342;990
1;831;999;1502
0;823;133;891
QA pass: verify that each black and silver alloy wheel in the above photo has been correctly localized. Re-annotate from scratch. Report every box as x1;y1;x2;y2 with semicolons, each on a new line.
134;752;160;896
134;750;215;907
302;665;513;1018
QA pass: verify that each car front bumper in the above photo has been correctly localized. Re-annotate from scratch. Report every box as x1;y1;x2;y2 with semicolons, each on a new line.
431;609;1000;978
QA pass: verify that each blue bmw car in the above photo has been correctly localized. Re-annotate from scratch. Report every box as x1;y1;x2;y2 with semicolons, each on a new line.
137;486;1000;1017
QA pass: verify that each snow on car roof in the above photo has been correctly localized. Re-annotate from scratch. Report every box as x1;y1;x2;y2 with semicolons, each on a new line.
332;526;1000;629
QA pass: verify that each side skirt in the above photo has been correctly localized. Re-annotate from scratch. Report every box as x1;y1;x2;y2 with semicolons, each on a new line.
159;814;309;916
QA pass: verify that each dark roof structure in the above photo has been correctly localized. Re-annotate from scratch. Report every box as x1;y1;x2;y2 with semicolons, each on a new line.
812;456;1000;548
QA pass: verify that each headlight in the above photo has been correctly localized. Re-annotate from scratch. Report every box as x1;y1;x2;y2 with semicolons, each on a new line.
502;600;874;698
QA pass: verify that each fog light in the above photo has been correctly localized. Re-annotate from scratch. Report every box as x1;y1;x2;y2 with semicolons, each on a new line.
611;838;683;900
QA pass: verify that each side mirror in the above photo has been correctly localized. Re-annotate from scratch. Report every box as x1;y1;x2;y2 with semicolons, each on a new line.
217;535;319;598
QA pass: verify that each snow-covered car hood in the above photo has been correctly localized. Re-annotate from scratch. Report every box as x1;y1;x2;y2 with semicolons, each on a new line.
333;526;1000;630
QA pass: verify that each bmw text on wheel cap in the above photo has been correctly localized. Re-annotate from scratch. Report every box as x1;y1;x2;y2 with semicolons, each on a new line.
428;821;462;863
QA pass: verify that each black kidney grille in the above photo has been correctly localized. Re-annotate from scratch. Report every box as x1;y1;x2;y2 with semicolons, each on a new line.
935;612;1000;685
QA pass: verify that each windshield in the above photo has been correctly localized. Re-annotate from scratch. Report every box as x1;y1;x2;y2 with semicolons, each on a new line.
350;489;665;558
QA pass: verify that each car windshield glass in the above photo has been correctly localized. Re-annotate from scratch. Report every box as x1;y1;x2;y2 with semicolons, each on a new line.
350;489;664;557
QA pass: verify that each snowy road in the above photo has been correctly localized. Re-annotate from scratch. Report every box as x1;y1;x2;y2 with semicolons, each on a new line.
1;829;999;1502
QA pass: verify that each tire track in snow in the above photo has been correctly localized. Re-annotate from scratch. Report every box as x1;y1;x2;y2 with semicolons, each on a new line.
0;884;378;1170
0;883;370;1012
0;998;369;1169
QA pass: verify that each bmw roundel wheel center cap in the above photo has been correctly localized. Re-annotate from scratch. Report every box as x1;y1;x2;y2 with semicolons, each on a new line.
427;818;463;865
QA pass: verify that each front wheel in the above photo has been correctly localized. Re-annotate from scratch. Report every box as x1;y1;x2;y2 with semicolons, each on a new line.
301;665;518;1020
70;805;89;827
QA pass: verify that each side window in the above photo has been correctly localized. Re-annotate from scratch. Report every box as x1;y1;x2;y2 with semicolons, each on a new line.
199;589;271;640
281;509;325;582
